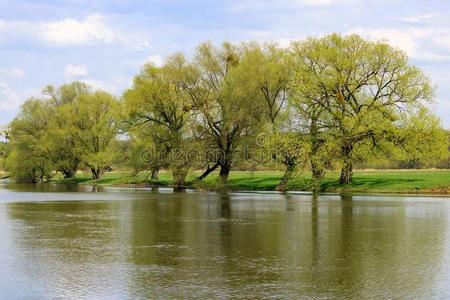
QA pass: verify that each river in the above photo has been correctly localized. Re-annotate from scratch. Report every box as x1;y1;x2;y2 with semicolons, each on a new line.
0;183;449;299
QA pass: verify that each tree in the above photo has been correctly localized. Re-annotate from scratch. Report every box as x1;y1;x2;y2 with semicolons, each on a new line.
67;90;120;180
124;54;196;188
238;43;307;191
263;132;308;191
395;107;448;168
7;99;55;182
436;130;450;169
290;34;433;184
42;82;90;178
121;124;164;179
185;42;266;183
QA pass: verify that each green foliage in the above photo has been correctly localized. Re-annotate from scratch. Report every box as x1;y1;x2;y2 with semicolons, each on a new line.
123;54;194;186
43;81;90;105
6;82;120;182
0;142;6;171
7;99;55;182
185;42;269;182
290;33;434;184
240;42;291;125
43;82;91;178
395;108;448;168
67;90;121;179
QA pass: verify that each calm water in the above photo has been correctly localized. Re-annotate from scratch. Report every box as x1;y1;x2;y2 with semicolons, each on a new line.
1;183;450;299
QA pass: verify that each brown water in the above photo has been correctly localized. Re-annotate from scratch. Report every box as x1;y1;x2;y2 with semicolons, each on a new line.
0;183;449;299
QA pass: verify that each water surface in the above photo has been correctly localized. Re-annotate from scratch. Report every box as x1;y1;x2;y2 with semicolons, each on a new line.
1;183;449;299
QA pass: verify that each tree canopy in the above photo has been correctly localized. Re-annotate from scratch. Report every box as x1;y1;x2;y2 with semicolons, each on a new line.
3;34;448;190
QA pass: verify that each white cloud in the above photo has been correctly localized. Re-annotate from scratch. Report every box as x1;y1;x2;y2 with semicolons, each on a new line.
348;26;450;61
41;15;115;45
349;26;418;56
0;15;151;50
397;14;437;23
64;64;89;78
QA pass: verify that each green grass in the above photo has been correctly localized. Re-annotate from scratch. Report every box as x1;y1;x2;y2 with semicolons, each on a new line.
52;171;172;186
50;169;450;194
319;170;450;193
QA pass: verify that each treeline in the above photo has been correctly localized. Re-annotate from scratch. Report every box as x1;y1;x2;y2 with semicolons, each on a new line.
1;34;449;190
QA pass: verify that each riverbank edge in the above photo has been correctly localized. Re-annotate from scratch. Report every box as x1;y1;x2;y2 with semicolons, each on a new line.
5;169;450;196
51;179;450;196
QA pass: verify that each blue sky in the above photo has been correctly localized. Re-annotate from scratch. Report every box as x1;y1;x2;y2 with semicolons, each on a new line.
1;0;450;127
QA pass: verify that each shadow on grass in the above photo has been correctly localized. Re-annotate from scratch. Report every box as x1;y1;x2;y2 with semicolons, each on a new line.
320;177;423;191
52;177;91;184
227;176;280;190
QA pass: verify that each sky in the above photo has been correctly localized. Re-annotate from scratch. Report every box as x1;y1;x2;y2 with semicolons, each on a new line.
1;0;450;127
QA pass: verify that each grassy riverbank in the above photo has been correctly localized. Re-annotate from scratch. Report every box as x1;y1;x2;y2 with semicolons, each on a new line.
51;169;450;194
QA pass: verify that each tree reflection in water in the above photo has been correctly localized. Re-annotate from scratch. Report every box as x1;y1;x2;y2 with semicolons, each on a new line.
3;188;449;298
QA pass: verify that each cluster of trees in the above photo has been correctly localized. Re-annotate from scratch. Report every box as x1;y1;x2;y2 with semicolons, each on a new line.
4;83;120;182
2;34;449;190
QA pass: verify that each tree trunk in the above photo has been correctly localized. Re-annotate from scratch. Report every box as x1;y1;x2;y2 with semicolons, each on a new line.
172;167;188;189
193;162;220;182
62;168;77;179
339;143;353;185
276;161;295;191
311;159;325;193
151;166;160;180
310;114;325;192
91;168;102;180
219;159;232;184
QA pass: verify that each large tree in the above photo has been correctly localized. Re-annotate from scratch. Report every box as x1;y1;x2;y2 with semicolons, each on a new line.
7;99;55;182
238;43;305;191
67;90;120;180
290;34;433;184
124;54;196;188
42;82;90;178
395;107;448;168
185;42;266;183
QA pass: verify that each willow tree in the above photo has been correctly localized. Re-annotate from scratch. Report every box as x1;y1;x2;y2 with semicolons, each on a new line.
7;99;55;182
237;43;302;190
186;42;266;183
124;54;196;188
395;107;448;168
67;90;120;180
42;82;90;178
290;34;433;184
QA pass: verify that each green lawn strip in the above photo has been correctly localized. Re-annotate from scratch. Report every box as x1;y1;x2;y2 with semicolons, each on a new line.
50;170;450;193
